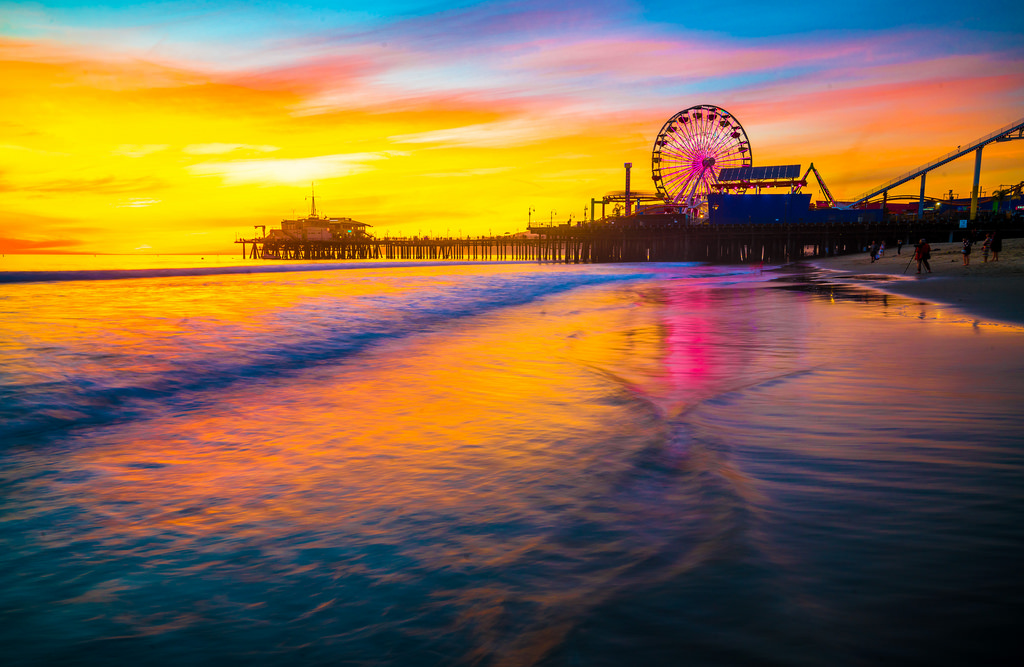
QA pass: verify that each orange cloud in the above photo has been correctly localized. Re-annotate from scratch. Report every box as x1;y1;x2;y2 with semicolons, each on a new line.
1;23;1021;254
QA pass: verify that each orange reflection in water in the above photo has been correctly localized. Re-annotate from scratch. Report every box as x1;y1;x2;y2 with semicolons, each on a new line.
5;267;1024;663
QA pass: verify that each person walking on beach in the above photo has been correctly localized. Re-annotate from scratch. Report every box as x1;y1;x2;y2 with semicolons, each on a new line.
876;240;886;260
915;239;931;274
870;240;879;263
961;236;972;266
991;232;1002;261
897;238;903;255
982;233;992;263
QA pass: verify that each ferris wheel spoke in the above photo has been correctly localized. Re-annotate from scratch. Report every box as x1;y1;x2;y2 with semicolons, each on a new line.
666;176;699;197
667;172;700;187
671;126;694;148
677;128;709;155
705;127;735;156
715;147;745;163
661;160;698;180
668;137;698;159
707;128;734;154
663;134;696;155
660;146;692;161
663;171;696;190
685;129;728;163
699;115;715;146
659;162;691;178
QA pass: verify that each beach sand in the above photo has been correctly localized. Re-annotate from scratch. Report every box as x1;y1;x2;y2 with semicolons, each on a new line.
806;236;1024;326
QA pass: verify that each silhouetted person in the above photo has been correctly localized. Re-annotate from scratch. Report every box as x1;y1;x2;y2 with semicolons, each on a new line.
982;233;992;262
991;233;1002;261
915;239;931;274
961;237;972;266
897;239;903;255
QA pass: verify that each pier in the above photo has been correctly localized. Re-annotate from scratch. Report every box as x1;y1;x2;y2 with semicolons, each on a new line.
237;213;1023;265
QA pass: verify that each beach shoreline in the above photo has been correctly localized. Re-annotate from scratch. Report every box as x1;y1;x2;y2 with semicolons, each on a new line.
804;236;1024;326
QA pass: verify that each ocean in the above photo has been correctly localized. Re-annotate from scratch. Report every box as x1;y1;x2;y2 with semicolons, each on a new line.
2;256;1022;666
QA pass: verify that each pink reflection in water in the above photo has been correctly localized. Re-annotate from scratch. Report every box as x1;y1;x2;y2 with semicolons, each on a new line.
1;265;1022;665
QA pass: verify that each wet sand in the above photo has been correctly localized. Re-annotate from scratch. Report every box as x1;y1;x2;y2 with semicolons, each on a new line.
806;237;1024;326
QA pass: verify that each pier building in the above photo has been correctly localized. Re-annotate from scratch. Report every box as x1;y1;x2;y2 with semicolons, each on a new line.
261;186;372;244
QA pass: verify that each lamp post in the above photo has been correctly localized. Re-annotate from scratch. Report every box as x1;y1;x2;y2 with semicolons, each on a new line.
528;207;535;228
550;210;556;224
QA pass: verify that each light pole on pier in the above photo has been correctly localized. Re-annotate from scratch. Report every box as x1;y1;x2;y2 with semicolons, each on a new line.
624;162;633;216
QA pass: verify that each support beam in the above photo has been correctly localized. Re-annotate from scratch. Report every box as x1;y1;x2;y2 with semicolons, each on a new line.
918;172;926;221
970;146;983;221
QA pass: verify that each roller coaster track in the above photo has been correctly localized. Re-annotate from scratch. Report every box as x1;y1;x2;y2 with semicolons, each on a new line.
849;115;1024;207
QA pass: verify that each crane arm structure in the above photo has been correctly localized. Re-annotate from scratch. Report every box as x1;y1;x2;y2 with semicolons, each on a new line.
799;162;836;208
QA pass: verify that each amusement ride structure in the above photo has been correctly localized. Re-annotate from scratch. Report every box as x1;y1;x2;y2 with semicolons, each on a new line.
651;104;753;217
849;116;1024;220
600;104;836;220
636;106;1024;221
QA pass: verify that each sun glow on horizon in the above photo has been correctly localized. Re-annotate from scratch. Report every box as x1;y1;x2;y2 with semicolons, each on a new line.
1;2;1022;254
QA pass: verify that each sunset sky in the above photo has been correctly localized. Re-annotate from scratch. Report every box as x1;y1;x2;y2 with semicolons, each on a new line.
2;1;1022;254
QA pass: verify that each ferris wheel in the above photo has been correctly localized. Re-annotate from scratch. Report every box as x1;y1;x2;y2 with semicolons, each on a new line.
652;104;752;215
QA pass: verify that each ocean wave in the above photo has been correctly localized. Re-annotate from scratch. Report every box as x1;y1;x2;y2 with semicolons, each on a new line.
1;264;775;447
1;268;643;445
